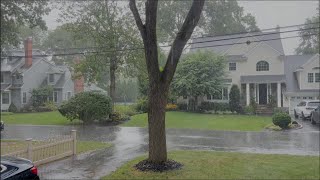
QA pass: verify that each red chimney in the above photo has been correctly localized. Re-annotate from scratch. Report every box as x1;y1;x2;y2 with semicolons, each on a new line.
74;56;84;93
24;37;32;67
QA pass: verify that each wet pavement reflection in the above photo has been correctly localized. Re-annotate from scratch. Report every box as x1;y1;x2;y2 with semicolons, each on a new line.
1;124;319;179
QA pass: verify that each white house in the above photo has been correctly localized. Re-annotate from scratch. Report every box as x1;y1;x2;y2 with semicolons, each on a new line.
178;30;319;114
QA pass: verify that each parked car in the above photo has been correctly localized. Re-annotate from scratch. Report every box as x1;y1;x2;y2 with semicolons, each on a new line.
0;156;39;180
294;100;320;120
1;121;4;131
311;106;320;125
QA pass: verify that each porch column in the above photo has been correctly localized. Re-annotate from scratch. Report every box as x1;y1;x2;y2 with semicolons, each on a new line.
246;83;250;106
277;82;281;107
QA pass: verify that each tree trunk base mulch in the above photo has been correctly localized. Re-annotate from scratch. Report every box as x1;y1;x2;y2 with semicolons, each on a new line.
134;159;183;172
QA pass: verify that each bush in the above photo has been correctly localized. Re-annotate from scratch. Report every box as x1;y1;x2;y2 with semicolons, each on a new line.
229;85;241;113
177;103;188;111
272;112;291;129
166;103;177;111
198;102;229;113
35;106;52;112
58;92;112;123
135;97;148;113
244;105;254;115
110;111;130;122
250;97;257;114
44;101;57;111
8;103;18;113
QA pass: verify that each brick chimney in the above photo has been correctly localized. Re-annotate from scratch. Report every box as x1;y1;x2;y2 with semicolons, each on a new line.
74;56;84;93
24;37;32;67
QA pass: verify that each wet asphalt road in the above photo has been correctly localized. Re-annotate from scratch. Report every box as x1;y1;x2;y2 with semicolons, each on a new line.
1;119;319;179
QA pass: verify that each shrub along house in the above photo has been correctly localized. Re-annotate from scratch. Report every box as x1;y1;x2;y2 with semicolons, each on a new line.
178;29;319;114
0;37;75;112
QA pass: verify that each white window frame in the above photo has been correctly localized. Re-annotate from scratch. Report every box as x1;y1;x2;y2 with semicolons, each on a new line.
207;87;229;101
256;61;269;71
307;73;314;83
49;74;55;83
67;91;72;100
229;62;236;71
1;92;10;104
22;92;27;104
315;73;320;83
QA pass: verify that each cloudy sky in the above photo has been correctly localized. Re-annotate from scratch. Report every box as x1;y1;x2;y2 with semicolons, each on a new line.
43;1;319;55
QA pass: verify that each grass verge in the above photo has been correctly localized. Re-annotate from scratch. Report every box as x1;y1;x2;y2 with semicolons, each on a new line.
104;151;319;179
123;111;272;131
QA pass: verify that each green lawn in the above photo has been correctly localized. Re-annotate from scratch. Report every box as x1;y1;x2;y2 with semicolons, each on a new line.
1;140;112;155
123;111;272;131
1;111;81;125
103;151;320;179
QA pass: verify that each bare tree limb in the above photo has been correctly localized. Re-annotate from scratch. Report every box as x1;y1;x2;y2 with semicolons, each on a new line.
163;0;205;85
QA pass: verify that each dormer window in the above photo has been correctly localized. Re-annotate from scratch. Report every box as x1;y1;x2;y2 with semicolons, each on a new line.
256;61;269;71
49;74;54;83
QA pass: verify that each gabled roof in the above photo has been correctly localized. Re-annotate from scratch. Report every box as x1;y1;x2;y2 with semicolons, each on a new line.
284;54;316;92
190;31;284;55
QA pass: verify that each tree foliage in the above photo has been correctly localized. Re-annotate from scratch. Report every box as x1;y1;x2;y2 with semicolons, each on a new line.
229;84;241;113
295;10;319;55
172;50;226;98
156;1;259;42
58;92;112;123
1;0;50;49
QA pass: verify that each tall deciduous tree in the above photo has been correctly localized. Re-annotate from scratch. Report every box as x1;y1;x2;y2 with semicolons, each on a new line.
129;0;205;163
156;0;259;43
1;0;50;49
295;9;319;55
172;50;226;110
59;0;140;105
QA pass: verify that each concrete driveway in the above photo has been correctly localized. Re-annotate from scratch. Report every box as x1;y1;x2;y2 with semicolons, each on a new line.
1;125;319;179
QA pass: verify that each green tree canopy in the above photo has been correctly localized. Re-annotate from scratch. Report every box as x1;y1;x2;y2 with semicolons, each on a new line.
1;0;50;49
156;1;259;42
172;50;226;98
295;10;319;55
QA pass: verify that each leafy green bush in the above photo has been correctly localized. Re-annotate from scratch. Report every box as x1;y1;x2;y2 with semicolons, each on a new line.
229;85;241;113
8;103;18;113
114;105;137;116
177;103;188;111
58;92;112;123
268;95;277;108
250;97;257;114
135;97;148;113
198;102;229;113
244;105;254;115
272;112;291;129
44;101;57;111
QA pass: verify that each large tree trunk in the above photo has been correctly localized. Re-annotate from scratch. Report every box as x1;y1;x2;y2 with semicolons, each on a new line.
109;57;116;109
148;83;168;162
129;0;205;164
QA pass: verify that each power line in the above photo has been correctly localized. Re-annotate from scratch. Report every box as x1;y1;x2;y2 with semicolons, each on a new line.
4;33;317;58
26;24;320;53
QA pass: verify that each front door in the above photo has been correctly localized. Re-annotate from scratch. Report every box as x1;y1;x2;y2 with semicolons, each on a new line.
259;84;267;105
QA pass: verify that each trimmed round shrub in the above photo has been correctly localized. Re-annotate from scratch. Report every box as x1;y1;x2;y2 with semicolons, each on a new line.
58;92;112;123
272;112;291;129
229;84;241;113
8;103;18;113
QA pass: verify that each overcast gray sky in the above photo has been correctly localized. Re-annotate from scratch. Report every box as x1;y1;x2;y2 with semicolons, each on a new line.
43;1;319;55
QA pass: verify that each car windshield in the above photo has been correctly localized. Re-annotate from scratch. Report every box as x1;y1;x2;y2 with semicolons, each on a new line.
308;102;320;107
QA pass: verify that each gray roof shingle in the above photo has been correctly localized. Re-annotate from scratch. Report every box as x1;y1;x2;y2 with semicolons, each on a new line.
190;31;284;55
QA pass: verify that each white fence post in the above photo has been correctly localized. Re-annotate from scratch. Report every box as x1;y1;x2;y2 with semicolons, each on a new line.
71;130;77;155
26;138;33;160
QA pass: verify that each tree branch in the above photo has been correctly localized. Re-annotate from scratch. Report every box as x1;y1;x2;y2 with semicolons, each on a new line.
163;0;205;85
129;0;145;40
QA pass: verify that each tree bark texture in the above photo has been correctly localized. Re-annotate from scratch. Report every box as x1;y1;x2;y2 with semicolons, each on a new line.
129;0;205;163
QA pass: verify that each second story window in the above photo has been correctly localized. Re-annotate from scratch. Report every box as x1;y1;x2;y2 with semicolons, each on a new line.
229;62;236;71
315;73;320;83
256;61;269;71
308;73;314;83
49;74;54;83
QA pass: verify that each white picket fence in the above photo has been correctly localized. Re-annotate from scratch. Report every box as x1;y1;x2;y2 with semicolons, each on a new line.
1;130;77;166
